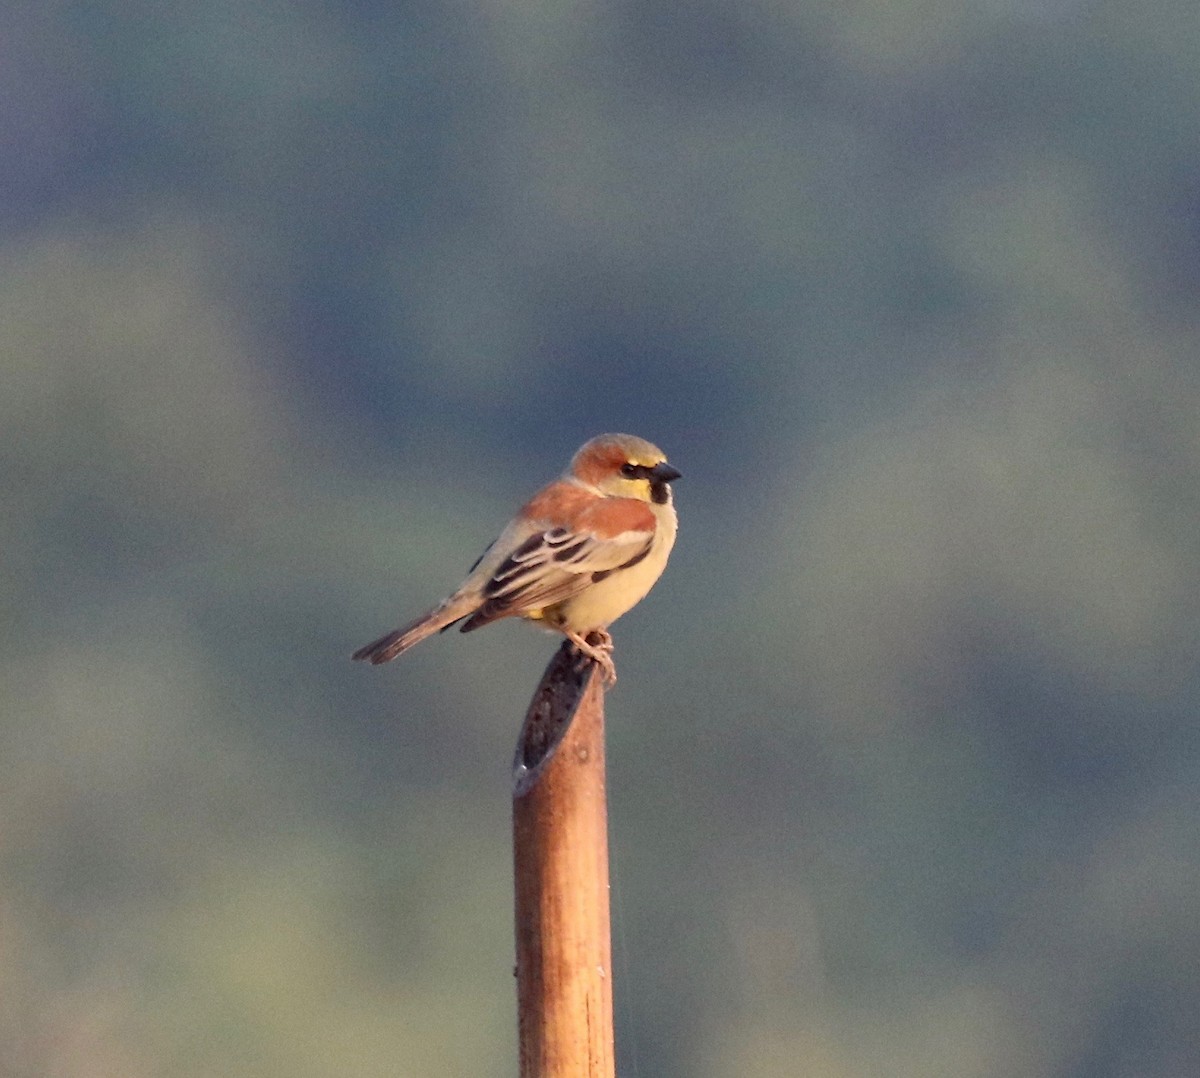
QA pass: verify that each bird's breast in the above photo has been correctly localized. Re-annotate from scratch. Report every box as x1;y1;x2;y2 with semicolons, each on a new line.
550;502;677;631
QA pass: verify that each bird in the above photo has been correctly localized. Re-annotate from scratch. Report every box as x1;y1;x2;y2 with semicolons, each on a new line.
352;433;680;684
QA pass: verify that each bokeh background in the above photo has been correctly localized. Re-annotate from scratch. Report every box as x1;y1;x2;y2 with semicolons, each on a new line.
6;3;1200;1076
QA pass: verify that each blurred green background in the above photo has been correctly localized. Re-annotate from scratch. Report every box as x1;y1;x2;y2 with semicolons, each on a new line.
5;2;1200;1075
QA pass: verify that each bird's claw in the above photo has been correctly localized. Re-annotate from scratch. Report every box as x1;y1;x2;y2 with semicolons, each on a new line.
566;630;617;686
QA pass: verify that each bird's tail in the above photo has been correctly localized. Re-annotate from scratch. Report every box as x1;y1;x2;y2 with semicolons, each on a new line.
351;595;477;665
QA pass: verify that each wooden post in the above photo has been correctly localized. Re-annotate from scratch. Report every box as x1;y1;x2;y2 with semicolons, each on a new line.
512;642;614;1078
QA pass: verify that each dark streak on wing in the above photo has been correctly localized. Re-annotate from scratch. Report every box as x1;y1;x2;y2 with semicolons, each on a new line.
617;544;652;570
474;513;655;626
485;533;545;595
552;538;590;562
590;541;652;583
485;527;594;598
458;601;506;633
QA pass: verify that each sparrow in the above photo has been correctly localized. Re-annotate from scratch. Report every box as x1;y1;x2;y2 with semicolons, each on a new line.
352;433;681;684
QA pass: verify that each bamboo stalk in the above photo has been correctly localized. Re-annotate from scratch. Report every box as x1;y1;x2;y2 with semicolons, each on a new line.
512;641;614;1078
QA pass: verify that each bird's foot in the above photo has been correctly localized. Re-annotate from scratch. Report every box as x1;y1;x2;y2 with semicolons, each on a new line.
566;629;617;686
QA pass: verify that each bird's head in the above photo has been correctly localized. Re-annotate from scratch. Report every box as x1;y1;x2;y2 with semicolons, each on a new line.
569;433;682;505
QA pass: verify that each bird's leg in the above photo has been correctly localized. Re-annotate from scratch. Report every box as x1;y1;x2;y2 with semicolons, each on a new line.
565;629;617;685
586;628;613;653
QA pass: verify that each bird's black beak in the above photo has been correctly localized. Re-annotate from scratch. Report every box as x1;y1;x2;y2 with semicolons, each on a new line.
648;461;680;505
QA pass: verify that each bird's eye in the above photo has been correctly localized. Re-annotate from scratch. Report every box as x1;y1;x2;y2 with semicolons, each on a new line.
620;463;638;478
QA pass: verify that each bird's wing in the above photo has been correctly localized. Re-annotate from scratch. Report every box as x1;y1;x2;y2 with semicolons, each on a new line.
459;495;656;630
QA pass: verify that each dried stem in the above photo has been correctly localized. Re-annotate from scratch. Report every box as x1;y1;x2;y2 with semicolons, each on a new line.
512;642;614;1078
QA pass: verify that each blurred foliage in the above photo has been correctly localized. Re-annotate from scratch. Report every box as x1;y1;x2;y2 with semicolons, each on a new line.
4;1;1200;1075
